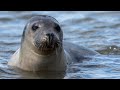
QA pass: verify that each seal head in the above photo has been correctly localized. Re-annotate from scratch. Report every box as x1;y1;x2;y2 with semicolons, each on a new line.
22;15;63;55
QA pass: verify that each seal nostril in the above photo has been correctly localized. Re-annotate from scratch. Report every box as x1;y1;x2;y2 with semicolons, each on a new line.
51;33;54;37
46;33;54;45
46;33;54;38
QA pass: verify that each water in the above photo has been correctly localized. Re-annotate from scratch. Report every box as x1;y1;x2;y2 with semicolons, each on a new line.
1;11;120;79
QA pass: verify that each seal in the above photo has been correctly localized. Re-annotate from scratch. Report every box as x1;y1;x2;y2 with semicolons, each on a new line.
8;15;98;72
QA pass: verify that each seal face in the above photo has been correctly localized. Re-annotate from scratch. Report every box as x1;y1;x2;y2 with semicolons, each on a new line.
23;15;63;55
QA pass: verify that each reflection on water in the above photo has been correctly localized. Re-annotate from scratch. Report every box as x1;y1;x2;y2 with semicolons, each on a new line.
1;11;120;79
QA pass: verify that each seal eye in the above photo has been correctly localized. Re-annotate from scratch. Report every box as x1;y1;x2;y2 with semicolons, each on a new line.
32;24;39;31
55;24;61;32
